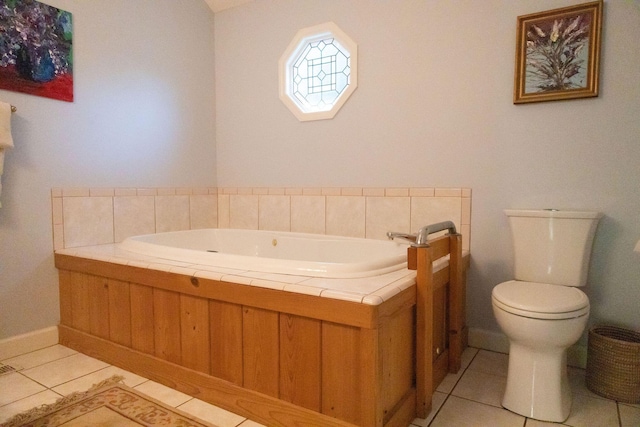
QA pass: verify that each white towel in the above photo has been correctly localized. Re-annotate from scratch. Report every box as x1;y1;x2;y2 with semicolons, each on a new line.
0;101;14;208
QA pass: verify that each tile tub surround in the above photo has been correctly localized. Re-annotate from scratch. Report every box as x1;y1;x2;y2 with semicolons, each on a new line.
52;186;471;251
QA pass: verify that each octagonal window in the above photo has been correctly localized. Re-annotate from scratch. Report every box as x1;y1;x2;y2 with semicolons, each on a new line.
279;22;357;121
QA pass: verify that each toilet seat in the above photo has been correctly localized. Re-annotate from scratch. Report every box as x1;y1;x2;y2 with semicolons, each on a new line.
492;280;589;320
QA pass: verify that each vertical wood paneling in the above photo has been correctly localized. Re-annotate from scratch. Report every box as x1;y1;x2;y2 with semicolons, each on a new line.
322;322;362;425
279;314;321;412
180;294;210;374
130;284;155;354
381;307;414;419
70;271;91;332
210;300;243;385
153;288;181;364
58;270;73;326
243;307;279;397
89;275;110;339
433;285;446;359
108;278;131;347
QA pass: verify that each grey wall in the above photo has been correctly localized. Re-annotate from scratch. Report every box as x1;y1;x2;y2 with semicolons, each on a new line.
0;0;216;339
214;0;640;337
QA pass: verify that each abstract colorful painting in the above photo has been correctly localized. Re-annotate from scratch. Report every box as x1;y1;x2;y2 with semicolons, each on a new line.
0;0;73;102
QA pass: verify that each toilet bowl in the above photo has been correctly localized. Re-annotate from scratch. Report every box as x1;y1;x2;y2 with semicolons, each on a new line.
493;209;601;422
492;280;590;421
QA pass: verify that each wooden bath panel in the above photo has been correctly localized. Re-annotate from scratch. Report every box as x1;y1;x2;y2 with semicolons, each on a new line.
55;236;468;427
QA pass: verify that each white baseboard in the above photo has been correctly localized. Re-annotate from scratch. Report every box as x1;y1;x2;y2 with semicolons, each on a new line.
0;326;59;360
468;327;587;369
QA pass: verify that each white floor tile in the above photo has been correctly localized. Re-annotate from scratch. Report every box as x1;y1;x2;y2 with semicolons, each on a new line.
51;365;146;396
0;390;62;424
0;345;77;370
20;353;109;388
133;380;192;407
0;373;47;406
0;345;627;427
619;403;640;427
563;391;619;427
411;391;447;427
452;369;507;407
430;395;525;427
467;350;509;377
178;398;246;427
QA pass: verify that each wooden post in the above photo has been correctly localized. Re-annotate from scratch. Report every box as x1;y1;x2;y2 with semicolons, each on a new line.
410;246;434;418
448;233;463;373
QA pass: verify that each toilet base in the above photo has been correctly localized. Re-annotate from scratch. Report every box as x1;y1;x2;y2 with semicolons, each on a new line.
502;343;572;422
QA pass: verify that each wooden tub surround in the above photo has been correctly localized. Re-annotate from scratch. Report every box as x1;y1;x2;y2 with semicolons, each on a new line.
56;234;468;427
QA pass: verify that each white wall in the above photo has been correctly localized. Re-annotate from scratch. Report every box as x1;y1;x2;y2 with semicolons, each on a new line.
0;0;216;339
215;0;640;338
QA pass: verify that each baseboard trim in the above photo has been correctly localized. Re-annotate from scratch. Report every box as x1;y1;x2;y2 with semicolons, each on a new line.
0;326;59;360
468;327;587;369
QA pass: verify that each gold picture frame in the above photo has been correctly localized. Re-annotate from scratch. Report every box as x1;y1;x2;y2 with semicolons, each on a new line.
513;1;603;104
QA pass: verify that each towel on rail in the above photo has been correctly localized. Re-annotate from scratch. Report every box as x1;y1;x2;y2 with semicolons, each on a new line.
0;101;15;208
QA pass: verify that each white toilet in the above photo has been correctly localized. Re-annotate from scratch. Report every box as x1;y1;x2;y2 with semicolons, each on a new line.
492;209;602;422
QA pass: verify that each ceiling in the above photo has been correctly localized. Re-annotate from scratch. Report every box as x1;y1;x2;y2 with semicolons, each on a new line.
204;0;254;13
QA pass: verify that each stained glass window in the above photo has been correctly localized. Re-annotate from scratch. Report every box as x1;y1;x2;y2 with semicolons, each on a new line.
279;23;357;121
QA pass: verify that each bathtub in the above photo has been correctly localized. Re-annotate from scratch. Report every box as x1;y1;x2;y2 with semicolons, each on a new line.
120;228;410;278
56;229;468;427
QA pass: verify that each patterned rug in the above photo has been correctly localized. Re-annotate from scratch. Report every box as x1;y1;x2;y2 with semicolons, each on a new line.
3;376;217;427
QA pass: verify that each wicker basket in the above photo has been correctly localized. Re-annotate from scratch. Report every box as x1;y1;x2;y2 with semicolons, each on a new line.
586;325;640;403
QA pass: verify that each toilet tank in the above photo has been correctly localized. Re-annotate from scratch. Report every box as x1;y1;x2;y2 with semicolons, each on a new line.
505;209;602;287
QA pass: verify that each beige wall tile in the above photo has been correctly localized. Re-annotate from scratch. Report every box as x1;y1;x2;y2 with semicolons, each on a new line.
53;224;64;250
190;195;218;229
229;194;258;229
291;195;325;234
114;196;155;242
155;195;190;232
321;187;341;196
259;195;290;231
136;188;157;196
217;194;230;228
363;188;384;197
51;197;63;225
115;188;137;196
411;197;462;234
341;187;362;196
410;187;435;197
62;197;114;248
326;196;365;238
366;196;410;240
385;188;409;197
62;188;89;197
89;188;114;197
462;197;471;225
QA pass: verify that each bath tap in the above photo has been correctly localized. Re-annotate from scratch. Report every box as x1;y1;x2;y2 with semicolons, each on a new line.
387;221;457;247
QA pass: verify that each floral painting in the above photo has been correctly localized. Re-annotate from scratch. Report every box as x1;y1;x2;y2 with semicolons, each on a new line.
0;0;73;102
513;1;602;104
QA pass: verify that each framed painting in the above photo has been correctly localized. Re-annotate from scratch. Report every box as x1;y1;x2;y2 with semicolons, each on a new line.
0;0;73;102
513;1;602;104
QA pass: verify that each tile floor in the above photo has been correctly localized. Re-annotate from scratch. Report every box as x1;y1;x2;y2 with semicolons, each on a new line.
1;345;638;427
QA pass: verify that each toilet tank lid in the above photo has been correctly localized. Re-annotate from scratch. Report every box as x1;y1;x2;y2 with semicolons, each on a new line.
492;280;589;313
504;209;602;219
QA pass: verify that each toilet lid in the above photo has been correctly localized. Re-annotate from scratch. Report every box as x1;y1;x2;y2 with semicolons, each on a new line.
492;280;589;316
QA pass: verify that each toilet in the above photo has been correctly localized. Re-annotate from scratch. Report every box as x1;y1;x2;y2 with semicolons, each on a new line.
492;209;602;422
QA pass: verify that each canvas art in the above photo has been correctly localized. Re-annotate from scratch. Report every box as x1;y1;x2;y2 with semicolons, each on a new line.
0;0;73;102
513;1;602;104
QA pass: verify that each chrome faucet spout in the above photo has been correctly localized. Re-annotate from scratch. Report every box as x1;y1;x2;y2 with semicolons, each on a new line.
386;232;417;243
387;221;457;248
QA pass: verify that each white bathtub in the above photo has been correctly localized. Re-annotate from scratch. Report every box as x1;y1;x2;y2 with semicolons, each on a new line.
120;229;411;278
